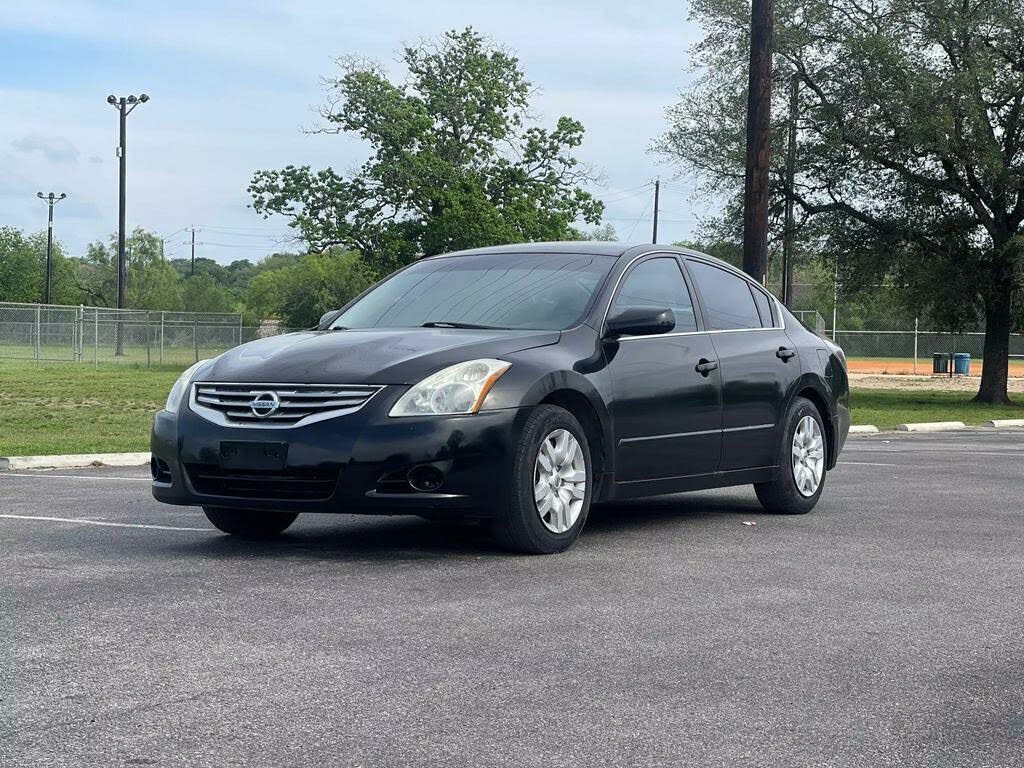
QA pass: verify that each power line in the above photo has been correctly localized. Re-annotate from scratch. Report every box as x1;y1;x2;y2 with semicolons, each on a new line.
625;196;653;241
603;216;702;224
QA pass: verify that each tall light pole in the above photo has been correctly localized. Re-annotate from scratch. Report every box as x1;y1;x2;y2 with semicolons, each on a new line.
107;92;149;355
36;191;67;304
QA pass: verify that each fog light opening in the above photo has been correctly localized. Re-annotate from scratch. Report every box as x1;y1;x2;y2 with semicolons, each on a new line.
407;465;445;493
151;457;172;483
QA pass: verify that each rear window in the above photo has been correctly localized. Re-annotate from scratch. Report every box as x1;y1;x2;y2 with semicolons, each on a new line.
686;260;762;330
749;285;775;328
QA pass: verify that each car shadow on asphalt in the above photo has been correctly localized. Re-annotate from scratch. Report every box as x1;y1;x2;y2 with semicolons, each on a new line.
155;490;764;561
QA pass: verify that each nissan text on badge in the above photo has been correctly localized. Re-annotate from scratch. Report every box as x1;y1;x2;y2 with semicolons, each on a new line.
152;243;851;554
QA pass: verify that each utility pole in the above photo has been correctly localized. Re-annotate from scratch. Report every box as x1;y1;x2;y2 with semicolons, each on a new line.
191;227;196;276
651;179;660;244
36;191;67;304
107;92;150;355
742;0;774;285
781;75;799;306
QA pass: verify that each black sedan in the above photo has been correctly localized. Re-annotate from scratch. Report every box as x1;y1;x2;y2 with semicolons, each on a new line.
152;242;850;554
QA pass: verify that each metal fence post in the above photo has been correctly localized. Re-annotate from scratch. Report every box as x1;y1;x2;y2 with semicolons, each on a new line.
34;304;41;362
146;311;152;368
830;257;839;344
238;315;243;347
94;310;99;368
193;318;199;363
913;318;918;374
76;305;83;361
159;312;164;365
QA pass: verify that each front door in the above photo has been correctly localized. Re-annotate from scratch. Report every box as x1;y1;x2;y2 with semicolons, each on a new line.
605;256;722;484
685;259;801;471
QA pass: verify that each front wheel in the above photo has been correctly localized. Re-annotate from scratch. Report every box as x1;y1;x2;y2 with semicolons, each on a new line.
491;405;593;554
202;507;298;539
754;397;828;515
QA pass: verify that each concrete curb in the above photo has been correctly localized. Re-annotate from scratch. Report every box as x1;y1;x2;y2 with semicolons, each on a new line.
849;425;880;434
986;418;1024;428
896;421;966;432
0;452;150;471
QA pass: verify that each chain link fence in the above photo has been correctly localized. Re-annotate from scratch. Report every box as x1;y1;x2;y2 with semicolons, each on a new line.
0;302;298;367
2;299;1021;373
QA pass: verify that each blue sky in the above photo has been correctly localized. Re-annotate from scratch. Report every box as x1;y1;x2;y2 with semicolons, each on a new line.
0;0;708;264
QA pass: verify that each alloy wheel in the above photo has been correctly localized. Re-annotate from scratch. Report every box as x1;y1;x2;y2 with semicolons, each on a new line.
791;415;825;497
533;428;587;533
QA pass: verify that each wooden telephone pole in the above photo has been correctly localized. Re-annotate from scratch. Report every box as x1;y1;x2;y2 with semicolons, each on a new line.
742;0;774;285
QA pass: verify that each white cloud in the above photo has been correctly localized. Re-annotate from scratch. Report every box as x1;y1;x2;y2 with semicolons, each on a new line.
0;0;711;261
11;134;80;164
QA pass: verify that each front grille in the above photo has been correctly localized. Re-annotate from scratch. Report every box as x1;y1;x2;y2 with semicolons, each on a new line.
190;382;382;427
186;464;339;500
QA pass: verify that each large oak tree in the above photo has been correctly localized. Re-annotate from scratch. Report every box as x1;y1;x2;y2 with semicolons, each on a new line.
658;0;1024;403
249;28;603;277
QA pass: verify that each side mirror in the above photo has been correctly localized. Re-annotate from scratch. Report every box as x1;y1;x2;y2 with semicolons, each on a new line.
318;310;340;328
604;307;675;338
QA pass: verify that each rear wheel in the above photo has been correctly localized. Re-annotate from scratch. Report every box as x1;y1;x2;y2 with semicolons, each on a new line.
491;405;593;554
202;507;298;539
754;397;827;515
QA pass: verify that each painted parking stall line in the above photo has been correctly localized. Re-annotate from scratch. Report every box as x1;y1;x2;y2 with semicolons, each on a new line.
0;514;210;532
0;473;151;481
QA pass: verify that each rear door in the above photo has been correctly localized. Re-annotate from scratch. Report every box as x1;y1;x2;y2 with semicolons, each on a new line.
684;259;801;471
605;256;722;483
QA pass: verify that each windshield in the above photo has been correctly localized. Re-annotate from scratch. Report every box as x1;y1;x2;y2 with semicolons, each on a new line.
331;252;615;331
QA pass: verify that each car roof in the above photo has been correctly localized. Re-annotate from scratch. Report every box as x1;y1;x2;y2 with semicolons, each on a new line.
432;241;742;274
437;241;633;258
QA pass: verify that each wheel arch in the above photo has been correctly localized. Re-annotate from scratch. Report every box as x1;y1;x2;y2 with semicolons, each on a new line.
787;375;838;469
518;372;613;498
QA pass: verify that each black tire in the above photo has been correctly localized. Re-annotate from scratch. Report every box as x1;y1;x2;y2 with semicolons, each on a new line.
754;396;828;515
202;507;298;539
490;405;594;555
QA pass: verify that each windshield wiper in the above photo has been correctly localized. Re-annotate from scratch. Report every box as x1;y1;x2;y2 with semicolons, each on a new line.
421;321;509;330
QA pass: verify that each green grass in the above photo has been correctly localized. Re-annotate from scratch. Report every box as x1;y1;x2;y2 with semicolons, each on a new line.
2;362;1022;455
852;388;1024;430
0;362;184;455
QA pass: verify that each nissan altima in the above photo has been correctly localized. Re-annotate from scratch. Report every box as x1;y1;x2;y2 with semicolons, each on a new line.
152;242;850;554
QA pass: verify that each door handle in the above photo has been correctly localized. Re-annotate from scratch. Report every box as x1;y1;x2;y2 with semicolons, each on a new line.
695;358;719;376
776;347;797;361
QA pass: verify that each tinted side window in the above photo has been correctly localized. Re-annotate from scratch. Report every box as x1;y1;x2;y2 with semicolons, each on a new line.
612;258;697;332
687;260;762;330
749;285;774;328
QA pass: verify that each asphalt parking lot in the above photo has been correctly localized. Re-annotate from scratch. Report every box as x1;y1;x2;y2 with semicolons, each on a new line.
2;429;1023;767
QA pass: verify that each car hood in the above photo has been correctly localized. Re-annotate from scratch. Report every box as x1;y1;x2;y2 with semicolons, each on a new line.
200;327;561;385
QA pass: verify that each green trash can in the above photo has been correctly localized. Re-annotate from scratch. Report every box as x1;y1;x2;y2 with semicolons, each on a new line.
954;353;971;375
932;352;950;374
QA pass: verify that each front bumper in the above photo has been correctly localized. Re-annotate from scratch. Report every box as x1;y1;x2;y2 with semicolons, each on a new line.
151;385;529;516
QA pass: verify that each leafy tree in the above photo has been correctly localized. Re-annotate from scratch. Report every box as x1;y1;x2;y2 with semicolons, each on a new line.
72;228;185;310
249;28;604;276
657;0;1024;403
246;250;375;328
0;227;44;303
182;273;235;314
585;223;618;241
72;240;118;307
130;260;182;311
0;227;77;304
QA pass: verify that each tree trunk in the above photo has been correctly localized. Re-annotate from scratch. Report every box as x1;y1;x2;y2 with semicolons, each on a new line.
974;287;1013;405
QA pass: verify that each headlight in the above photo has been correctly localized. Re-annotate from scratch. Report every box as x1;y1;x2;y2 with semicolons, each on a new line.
389;359;511;417
165;359;211;413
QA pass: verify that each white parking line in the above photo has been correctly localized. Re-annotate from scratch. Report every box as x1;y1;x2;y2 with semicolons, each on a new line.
0;514;209;532
839;461;898;467
0;473;150;481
